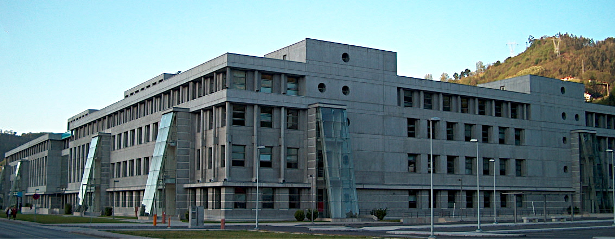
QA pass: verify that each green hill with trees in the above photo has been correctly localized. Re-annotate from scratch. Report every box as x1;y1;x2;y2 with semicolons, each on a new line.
443;33;615;104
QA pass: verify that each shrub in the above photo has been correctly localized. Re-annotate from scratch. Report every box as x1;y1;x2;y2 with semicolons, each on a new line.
24;203;32;208
346;210;358;218
306;208;318;221
64;204;72;214
294;210;305;221
139;205;146;216
104;207;113;216
370;208;387;221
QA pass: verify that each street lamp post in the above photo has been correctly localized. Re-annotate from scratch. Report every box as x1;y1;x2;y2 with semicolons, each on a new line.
489;158;497;224
607;149;615;226
470;138;481;232
429;117;440;239
255;146;265;230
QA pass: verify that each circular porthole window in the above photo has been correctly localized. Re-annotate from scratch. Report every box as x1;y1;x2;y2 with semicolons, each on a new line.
561;87;566;94
562;112;567;120
318;83;326;93
564;195;569;202
342;86;350;95
563;166;568;173
563;137;567;144
342;53;350;62
575;114;579;121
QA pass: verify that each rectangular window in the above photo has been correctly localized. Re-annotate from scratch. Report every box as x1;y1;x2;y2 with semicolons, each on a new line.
466;191;474;208
478;99;486;115
122;161;127;177
234;187;246;208
482;125;490;143
427;155;437;173
483;158;491;175
152;123;159;140
408;154;417;173
465;157;474;175
409;190;418;208
287;148;299;169
447;156;456;174
461;97;469;113
500;158;507;175
260;107;273;128
136;158;141;176
464;124;474;142
407;118;417;137
232;70;246;90
446;122;455;140
515;159;524;176
287;109;299;130
424;93;433;109
137;127;143;145
499;127;507;144
511;103;519;119
514;128;523;146
221;106;226;127
495;101;503;117
262;188;274;208
260;146;273;167
232;145;245;167
289;188;300;209
144;157;149;175
144;125;150;143
428;121;437;139
403;90;413;107
484;191;491;208
207;147;213;169
220;145;226;168
501;192;508;207
261;74;273;93
196;149;201;169
443;95;452;111
286;77;298;96
232;105;246;126
448;191;456;208
208;110;214;129
129;159;134;177
515;194;523;207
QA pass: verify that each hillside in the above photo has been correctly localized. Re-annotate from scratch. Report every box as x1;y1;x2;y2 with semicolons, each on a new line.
445;33;615;103
0;132;46;166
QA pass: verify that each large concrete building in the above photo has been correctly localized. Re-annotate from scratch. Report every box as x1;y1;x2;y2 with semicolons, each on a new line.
2;39;615;220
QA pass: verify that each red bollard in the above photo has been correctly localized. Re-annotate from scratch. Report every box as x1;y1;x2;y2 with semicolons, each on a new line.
167;215;171;228
153;214;157;226
162;211;166;224
221;219;225;230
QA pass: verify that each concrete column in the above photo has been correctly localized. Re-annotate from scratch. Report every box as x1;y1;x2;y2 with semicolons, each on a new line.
419;91;424;109
226;67;232;89
254;70;260;92
281;74;287;94
225;102;232;180
279;107;286;183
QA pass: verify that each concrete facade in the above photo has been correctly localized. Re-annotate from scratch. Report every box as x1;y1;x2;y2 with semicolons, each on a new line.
2;38;615;220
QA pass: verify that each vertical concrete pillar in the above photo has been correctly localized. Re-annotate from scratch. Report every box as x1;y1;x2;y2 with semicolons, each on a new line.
279;107;286;183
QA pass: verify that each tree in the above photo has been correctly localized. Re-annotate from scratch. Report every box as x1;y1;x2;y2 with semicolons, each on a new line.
453;72;459;80
476;61;486;73
424;74;433;80
440;73;450;81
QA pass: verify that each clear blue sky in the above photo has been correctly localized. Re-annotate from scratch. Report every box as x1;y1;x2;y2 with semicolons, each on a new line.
1;0;613;134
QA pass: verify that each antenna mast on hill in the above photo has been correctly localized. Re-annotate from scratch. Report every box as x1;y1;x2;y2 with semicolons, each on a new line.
552;37;561;57
507;41;518;58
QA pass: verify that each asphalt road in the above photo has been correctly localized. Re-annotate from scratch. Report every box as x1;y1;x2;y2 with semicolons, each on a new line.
0;219;97;238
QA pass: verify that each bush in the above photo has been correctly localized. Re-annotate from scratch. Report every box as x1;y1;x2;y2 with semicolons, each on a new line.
64;204;72;214
306;208;318;221
104;207;113;216
294;210;305;221
24;203;32;208
75;205;88;213
370;208;387;221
